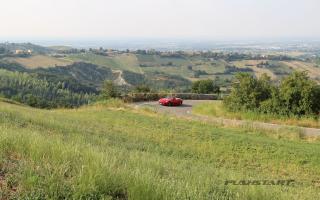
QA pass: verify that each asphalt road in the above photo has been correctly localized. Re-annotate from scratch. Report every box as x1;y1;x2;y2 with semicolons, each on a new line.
133;100;208;116
133;100;320;136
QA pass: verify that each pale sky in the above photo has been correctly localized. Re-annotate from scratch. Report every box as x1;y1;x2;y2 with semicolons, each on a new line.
0;0;319;40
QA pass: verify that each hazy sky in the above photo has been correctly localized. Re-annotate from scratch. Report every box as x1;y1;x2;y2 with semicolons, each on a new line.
0;0;319;40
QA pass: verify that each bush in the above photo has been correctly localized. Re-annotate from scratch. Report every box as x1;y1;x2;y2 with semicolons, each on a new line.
101;80;119;99
224;72;320;117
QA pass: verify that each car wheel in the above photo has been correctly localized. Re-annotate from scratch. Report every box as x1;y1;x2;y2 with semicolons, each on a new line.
168;102;173;106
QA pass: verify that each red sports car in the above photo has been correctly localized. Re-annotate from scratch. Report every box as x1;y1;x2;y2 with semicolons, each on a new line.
158;97;183;106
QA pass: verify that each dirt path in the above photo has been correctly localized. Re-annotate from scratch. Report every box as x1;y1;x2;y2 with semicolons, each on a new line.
133;100;320;136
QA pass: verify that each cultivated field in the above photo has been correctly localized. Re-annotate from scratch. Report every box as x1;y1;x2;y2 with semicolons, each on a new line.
281;61;320;81
1;99;320;199
4;55;72;69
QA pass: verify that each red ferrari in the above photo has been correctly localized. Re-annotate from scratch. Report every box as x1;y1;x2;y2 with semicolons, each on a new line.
158;97;183;106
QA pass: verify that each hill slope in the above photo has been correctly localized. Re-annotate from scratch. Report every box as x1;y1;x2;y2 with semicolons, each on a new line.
0;100;320;199
4;55;72;69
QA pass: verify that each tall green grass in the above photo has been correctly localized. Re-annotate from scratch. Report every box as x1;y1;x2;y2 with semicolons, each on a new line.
1;100;320;199
193;101;320;129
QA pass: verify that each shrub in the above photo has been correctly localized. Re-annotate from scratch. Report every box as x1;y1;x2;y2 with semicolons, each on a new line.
224;72;320;117
101;80;119;99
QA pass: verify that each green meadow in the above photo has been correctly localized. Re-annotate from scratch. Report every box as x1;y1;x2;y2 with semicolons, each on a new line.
1;99;320;199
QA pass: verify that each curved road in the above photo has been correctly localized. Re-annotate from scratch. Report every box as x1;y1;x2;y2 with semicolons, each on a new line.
133;100;320;136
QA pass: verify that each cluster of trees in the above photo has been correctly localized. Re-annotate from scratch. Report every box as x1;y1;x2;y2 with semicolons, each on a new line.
101;79;221;100
192;79;220;94
0;69;95;108
224;72;320;116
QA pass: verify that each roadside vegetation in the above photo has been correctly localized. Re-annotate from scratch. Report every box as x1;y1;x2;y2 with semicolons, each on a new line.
224;71;320;116
194;72;320;128
193;101;320;128
1;99;320;199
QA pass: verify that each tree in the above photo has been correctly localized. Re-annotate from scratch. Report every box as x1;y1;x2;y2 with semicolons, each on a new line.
192;79;220;94
101;80;118;99
278;71;320;116
223;73;272;111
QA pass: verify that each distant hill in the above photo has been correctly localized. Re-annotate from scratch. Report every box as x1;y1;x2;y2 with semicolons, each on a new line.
1;42;320;97
0;42;53;54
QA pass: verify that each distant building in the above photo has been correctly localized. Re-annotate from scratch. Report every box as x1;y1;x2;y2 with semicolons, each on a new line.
15;50;24;54
15;49;32;55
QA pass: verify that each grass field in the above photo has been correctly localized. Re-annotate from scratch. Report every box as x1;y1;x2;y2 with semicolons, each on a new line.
1;99;320;199
4;55;72;69
193;101;320;129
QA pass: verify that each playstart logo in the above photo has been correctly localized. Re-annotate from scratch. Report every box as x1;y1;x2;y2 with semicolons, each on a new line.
225;179;295;186
224;179;320;187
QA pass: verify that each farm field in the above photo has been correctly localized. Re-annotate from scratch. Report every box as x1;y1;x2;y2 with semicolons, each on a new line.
1;99;320;199
4;55;72;69
281;61;320;81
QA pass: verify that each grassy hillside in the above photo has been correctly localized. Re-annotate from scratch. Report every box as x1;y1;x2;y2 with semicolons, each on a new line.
1;100;320;199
